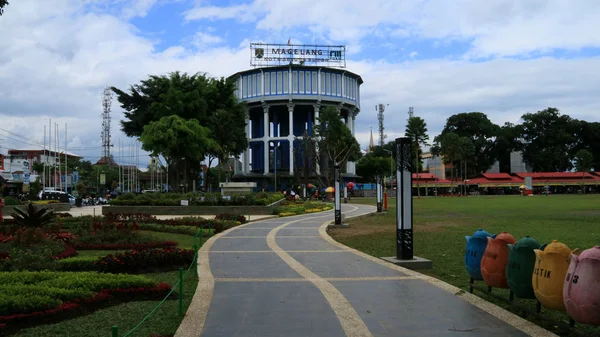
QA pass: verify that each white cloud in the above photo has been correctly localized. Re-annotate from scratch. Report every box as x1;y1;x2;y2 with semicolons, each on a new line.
185;0;600;57
0;0;599;165
183;3;257;22
189;31;224;49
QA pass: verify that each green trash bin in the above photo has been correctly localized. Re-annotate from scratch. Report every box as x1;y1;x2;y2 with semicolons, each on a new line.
506;235;543;299
75;198;83;207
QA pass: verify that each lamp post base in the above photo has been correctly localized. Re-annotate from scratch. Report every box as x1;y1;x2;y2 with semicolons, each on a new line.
381;256;432;270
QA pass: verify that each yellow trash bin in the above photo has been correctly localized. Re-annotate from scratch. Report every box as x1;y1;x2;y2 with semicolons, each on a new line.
532;240;579;311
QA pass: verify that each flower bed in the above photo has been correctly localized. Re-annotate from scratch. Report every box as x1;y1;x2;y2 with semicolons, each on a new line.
274;201;333;216
73;241;176;251
0;271;158;316
0;281;171;334
57;248;195;273
94;248;194;273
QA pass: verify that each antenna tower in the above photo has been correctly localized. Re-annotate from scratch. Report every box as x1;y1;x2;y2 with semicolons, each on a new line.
408;106;414;118
101;87;112;159
376;103;387;147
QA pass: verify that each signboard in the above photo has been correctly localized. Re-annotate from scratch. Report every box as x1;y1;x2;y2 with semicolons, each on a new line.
525;176;533;190
250;43;346;68
99;173;106;185
23;173;30;185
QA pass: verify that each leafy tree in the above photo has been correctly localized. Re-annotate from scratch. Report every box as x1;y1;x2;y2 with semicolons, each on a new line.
294;130;320;188
431;132;460;182
112;72;247;187
0;0;8;16
314;107;361;186
574;121;600;170
493;122;524;173
356;154;394;183
405;116;429;197
520;107;578;172
140;115;217;191
437;112;498;175
31;162;44;175
112;72;212;137
205;107;248;188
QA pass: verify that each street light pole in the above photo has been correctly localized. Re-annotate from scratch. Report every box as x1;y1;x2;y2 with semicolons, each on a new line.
383;149;393;211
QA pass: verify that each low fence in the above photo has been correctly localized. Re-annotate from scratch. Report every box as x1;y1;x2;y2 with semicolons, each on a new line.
110;230;204;336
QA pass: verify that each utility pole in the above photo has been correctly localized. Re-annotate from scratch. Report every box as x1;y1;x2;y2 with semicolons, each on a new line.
376;104;388;147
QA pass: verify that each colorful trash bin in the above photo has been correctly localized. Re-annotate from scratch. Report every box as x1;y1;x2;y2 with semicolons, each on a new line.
465;229;494;280
481;232;516;289
506;236;542;299
533;240;577;311
563;246;600;325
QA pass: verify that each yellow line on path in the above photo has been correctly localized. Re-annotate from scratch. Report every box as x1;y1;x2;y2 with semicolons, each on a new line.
214;276;420;282
210;250;348;253
266;207;374;337
219;235;321;239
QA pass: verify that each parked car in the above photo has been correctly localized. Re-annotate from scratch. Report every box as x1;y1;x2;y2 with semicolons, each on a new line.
38;191;75;206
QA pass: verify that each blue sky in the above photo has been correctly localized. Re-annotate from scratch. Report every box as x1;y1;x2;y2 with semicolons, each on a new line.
1;0;600;168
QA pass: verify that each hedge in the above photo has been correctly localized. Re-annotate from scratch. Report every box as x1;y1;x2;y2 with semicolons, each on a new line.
109;192;283;206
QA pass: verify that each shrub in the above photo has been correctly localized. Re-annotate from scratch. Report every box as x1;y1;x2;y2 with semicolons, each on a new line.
137;223;205;236
94;248;194;273
215;213;247;223
10;204;56;228
212;220;242;234
2;197;20;206
0;245;59;271
57;256;97;271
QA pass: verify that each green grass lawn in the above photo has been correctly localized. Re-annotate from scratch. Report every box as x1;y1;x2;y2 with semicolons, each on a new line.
11;231;203;337
331;195;600;336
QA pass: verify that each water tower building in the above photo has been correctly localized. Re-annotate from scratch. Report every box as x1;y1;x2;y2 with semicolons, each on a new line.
228;43;363;189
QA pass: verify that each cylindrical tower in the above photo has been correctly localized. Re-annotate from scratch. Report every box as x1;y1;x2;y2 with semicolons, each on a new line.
229;64;363;188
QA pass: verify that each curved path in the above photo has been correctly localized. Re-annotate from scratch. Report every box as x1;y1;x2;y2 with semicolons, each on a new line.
176;204;554;337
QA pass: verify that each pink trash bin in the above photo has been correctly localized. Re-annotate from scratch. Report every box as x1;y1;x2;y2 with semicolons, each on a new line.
563;246;600;325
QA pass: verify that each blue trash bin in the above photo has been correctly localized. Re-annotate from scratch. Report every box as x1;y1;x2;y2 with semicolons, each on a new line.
465;228;495;281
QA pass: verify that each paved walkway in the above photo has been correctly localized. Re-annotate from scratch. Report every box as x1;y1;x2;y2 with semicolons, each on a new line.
176;204;554;337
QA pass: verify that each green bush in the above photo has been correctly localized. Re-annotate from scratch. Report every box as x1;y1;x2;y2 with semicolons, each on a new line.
138;223;207;236
0;292;61;315
3;196;21;206
57;256;98;271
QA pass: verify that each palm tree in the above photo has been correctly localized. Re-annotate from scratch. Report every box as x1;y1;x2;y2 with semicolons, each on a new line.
11;203;56;228
405;116;429;197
